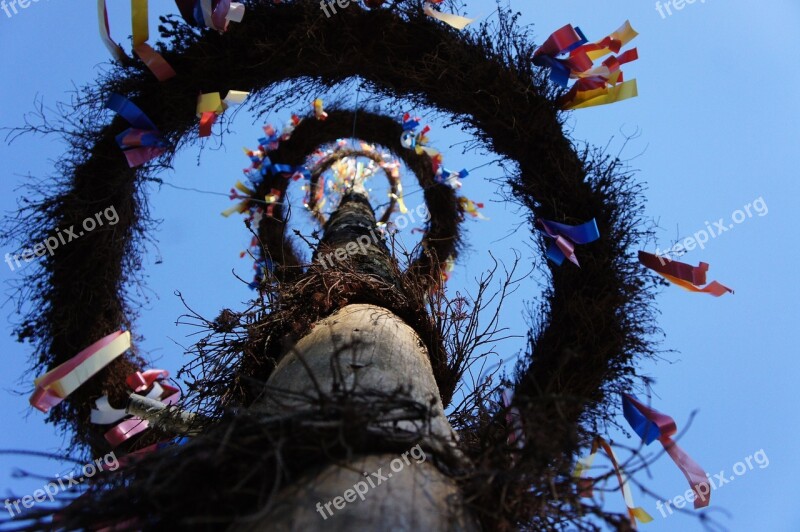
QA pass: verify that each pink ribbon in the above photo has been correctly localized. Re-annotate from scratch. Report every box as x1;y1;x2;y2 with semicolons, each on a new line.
623;394;711;508
102;370;180;448
126;369;170;392
30;331;130;413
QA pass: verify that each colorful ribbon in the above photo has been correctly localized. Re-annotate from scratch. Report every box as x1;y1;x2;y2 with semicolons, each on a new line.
264;188;282;217
532;20;639;110
436;168;468;189
197;90;249;137
574;437;654;528
106;93;168;167
423;1;474;30
638;251;733;296
175;0;245;32
532;24;591;87
313;98;328;120
458;197;486;219
98;369;180;448
97;0;126;61
537;218;599;267
622;394;711;509
30;331;131;413
562;79;638;110
97;0;176;81
572;20;638;62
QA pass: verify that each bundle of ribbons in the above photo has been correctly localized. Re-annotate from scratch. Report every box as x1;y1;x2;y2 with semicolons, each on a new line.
622;394;712;509
91;369;180;448
30;330;132;413
401;112;477;205
533;21;639;110
537;218;600;267
175;0;246;32
105;93;169;168
28;329;181;450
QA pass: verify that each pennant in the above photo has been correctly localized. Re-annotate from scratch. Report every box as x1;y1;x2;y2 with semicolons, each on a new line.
574;437;654;528
30;331;131;413
106;94;168;167
537;218;599;266
423;1;474;30
638;251;733;296
622;394;711;508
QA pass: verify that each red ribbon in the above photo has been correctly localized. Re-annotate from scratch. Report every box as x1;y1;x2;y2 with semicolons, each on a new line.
623;394;711;508
199;111;218;138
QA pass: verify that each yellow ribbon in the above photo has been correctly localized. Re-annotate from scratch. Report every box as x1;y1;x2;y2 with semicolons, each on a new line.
130;0;176;81
574;438;654;528
563;79;638;110
33;331;131;404
586;20;639;61
222;201;250;217
198;91;249;115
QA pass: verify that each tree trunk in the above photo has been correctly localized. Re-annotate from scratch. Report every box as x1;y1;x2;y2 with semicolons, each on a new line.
232;194;477;531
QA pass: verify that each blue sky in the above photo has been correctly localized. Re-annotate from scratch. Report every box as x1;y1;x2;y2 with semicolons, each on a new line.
1;1;798;530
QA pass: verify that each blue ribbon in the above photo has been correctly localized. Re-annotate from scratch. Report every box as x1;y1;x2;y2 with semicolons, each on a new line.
106;93;158;131
402;118;420;131
622;394;661;445
435;168;469;187
532;26;587;87
106;93;168;157
532;55;571;87
538;218;600;265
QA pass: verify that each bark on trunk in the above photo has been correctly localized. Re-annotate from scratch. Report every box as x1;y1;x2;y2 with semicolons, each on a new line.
232;194;477;531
